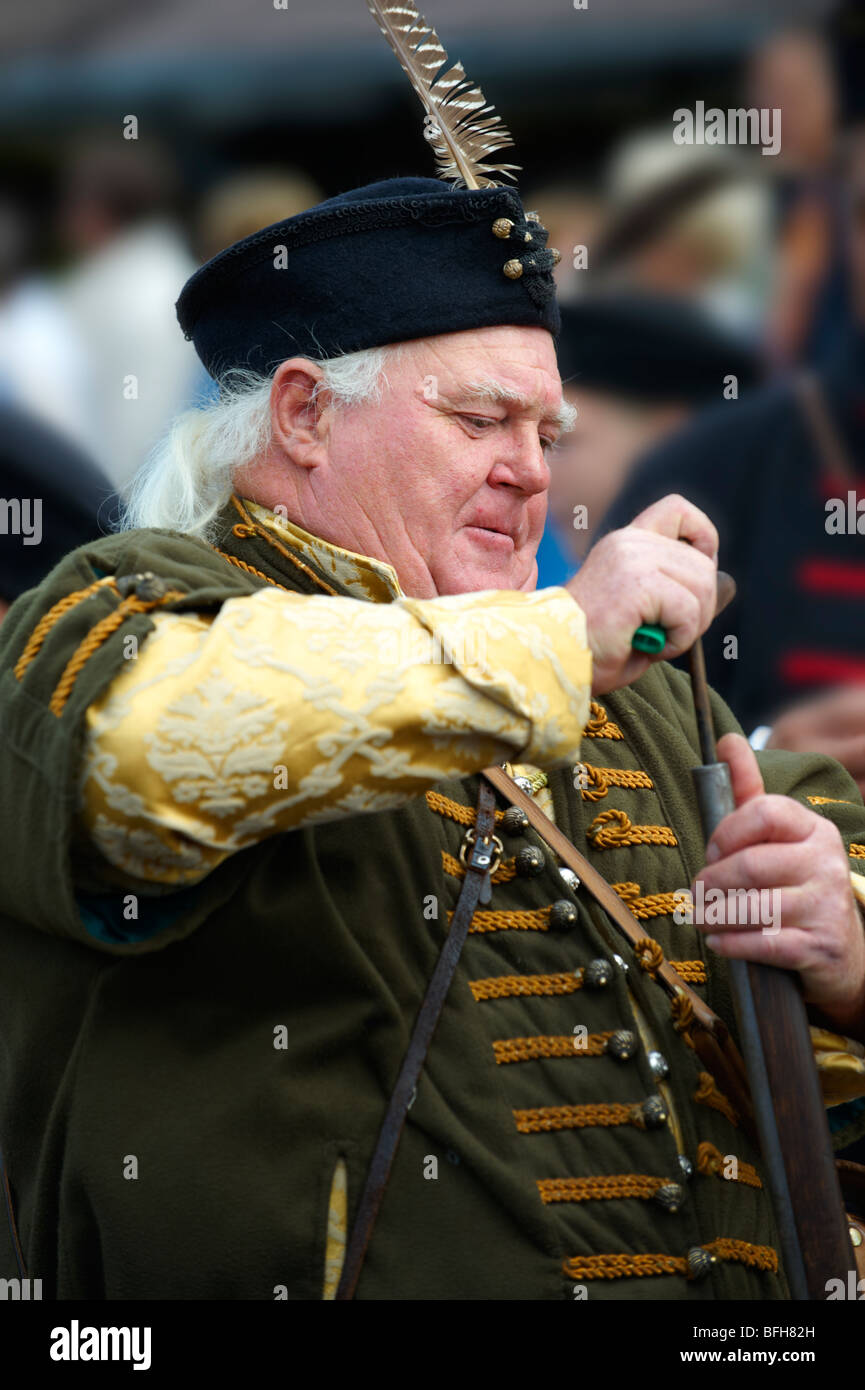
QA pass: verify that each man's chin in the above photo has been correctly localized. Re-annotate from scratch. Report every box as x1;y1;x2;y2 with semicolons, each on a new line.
433;540;538;596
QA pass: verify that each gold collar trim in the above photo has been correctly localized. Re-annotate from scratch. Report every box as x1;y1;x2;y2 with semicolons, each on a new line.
241;498;403;603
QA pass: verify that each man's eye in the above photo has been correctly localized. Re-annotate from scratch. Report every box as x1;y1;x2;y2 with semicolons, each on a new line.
461;414;496;430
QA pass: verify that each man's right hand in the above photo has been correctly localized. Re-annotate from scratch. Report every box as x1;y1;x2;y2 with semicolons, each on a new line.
567;494;719;696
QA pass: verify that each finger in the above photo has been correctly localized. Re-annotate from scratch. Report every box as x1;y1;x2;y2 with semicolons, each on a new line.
691;882;811;934
716;732;765;808
632;578;703;658
653;547;718;635
627;493;719;560
703;925;813;970
705;791;815;863
694;843;812;896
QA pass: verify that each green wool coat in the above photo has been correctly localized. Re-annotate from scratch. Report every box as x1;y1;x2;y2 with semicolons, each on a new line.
1;501;864;1300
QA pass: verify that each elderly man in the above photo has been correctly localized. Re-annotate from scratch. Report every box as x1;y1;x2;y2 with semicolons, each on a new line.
1;177;864;1302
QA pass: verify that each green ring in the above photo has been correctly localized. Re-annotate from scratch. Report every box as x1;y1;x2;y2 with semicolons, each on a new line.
631;624;666;655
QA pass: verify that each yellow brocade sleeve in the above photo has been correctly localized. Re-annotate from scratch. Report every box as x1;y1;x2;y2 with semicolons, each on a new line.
78;585;591;887
811;1026;865;1106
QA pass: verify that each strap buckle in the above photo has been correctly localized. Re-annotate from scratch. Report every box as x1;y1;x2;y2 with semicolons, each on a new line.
459;826;503;877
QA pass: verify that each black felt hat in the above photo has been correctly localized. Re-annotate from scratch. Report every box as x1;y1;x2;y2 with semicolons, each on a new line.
176;177;561;380
556;293;764;405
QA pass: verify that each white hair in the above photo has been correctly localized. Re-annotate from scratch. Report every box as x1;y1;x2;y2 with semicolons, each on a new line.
462;375;578;432
121;344;401;541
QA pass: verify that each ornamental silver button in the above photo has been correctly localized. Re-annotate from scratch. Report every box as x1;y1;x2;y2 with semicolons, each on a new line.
500;806;529;835
515;845;545;877
613;953;629;974
640;1095;668;1130
549;899;578;932
648;1050;670;1080
583;958;613;989
679;1155;694;1180
514;776;534;795
559;866;580;891
687;1247;717;1281
653;1182;685;1213
606;1029;638;1062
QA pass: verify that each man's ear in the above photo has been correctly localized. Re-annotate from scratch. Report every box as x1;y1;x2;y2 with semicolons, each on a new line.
270;357;330;468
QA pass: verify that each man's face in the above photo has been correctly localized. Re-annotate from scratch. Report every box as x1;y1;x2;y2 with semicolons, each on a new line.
319;325;566;598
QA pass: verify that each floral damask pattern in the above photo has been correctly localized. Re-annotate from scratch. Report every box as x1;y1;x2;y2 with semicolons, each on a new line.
79;574;591;886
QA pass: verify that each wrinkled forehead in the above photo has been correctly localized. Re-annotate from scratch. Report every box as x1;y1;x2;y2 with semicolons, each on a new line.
406;324;565;416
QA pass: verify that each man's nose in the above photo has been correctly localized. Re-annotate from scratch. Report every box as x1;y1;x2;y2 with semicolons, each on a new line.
489;427;551;496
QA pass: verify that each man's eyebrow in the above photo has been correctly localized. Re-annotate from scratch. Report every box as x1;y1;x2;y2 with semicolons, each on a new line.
452;376;576;432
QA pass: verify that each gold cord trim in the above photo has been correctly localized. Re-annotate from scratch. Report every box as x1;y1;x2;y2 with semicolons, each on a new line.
612;881;681;921
212;549;292;592
850;844;865;859
562;1239;777;1282
579;763;653;802
632;935;664;977
694;1071;739;1128
587;808;678;849
48;588;186;718
456;907;551;935
469;971;584;1001
670;991;696;1038
670;960;707;984
539;1175;669;1203
513;1102;641;1134
583;701;623;740
808;795;852;806
13;576;119;680
426;789;504;827
229;494;339;596
493;1032;614;1064
696;1141;762;1189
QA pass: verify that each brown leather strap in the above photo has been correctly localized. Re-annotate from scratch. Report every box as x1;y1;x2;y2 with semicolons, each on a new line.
482;767;715;1021
335;777;497;1300
481;764;755;1131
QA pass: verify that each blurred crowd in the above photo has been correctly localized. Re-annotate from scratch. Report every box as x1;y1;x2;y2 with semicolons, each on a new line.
2;15;865;788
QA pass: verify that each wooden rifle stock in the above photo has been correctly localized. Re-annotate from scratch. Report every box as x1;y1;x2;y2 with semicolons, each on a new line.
689;638;856;1300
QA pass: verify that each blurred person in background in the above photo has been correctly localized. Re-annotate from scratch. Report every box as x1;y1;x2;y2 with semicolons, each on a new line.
58;138;200;492
599;121;865;793
0;400;118;626
194;167;323;262
0;194;96;457
186;167;324;405
520;179;607;303
536;294;763;588
747;27;848;370
592;132;773;342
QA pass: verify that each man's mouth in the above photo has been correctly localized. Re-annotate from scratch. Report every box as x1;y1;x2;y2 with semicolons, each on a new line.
463;524;517;552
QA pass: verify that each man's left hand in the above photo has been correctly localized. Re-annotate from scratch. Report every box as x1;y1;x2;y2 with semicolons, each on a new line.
691;732;865;1039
